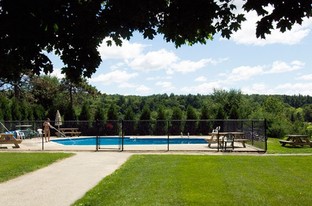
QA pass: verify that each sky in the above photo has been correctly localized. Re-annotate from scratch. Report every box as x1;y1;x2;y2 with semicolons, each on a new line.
49;3;312;96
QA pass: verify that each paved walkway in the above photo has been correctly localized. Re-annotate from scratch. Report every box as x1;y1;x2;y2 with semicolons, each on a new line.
0;152;132;206
0;137;265;206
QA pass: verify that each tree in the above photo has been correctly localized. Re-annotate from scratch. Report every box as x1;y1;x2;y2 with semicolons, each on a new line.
2;0;310;82
249;96;290;138
303;104;312;122
211;89;242;119
32;104;45;120
243;0;312;38
11;98;22;121
184;106;198;135
214;105;226;130
123;107;136;135
263;96;285;115
31;76;61;109
0;72;31;99
198;105;211;135
94;104;106;122
63;104;77;122
106;104;119;135
19;99;33;121
0;95;12;120
138;106;152;135
170;106;183;135
227;90;242;119
154;106;167;135
0;0;102;83
79;101;92;121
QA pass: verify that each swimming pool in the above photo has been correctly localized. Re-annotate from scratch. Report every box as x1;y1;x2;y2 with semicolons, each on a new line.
52;137;207;146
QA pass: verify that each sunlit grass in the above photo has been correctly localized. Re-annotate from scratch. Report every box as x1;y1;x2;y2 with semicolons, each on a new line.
267;137;312;154
73;155;312;206
0;152;73;183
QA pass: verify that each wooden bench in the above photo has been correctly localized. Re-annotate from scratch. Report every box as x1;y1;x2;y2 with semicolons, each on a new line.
234;139;249;148
205;133;221;148
279;140;294;146
206;132;249;148
0;133;22;148
62;131;82;136
279;139;312;147
56;128;81;137
279;135;312;147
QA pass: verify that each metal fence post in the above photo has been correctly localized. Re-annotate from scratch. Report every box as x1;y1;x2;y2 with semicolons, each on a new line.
251;120;254;146
42;135;44;151
121;120;124;151
264;119;267;152
167;120;170;151
95;119;99;151
217;130;220;152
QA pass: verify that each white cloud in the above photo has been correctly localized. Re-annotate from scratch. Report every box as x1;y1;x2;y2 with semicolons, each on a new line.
135;85;151;94
229;9;312;46
266;60;304;74
110;62;126;70
128;49;178;72
99;38;146;60
155;81;173;88
90;70;138;84
297;74;312;81
222;60;304;83
276;83;312;95
241;83;273;95
50;68;65;79
118;82;137;89
195;76;207;82
155;81;175;93
99;39;224;75
170;59;212;74
180;81;223;94
242;81;312;95
146;76;172;81
227;66;264;81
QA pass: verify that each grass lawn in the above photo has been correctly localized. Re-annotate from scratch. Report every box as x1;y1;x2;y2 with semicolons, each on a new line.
73;155;312;206
267;137;312;154
0;152;73;183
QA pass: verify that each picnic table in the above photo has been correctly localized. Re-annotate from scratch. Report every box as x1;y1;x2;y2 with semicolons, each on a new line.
0;133;22;148
279;135;312;147
207;132;248;151
56;128;81;137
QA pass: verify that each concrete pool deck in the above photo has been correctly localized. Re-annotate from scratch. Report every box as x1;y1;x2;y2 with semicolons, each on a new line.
0;152;132;206
1;136;265;153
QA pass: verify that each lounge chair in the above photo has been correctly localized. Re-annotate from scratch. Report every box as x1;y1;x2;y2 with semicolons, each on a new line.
0;133;22;148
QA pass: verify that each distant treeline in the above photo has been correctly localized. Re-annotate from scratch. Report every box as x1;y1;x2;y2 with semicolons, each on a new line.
1;75;312;137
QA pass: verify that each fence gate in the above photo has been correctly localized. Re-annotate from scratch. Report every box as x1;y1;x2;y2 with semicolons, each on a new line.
95;120;122;151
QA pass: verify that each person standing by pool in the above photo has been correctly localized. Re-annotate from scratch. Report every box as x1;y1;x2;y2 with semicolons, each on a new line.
43;118;52;142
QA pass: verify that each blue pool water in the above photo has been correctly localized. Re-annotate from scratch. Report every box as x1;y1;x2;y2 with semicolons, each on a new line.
52;137;207;146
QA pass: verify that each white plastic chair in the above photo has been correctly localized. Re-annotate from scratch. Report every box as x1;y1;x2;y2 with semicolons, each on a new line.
16;130;26;139
37;129;43;138
222;133;234;151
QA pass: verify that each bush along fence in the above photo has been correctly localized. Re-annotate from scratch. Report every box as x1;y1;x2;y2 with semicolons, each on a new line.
0;119;267;152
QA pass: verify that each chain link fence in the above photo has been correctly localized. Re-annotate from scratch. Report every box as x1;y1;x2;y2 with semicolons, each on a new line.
0;119;266;152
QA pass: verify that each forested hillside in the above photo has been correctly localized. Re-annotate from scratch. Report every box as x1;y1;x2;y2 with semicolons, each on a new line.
1;75;312;138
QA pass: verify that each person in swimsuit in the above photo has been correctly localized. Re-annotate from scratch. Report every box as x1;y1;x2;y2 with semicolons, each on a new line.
43;118;51;142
